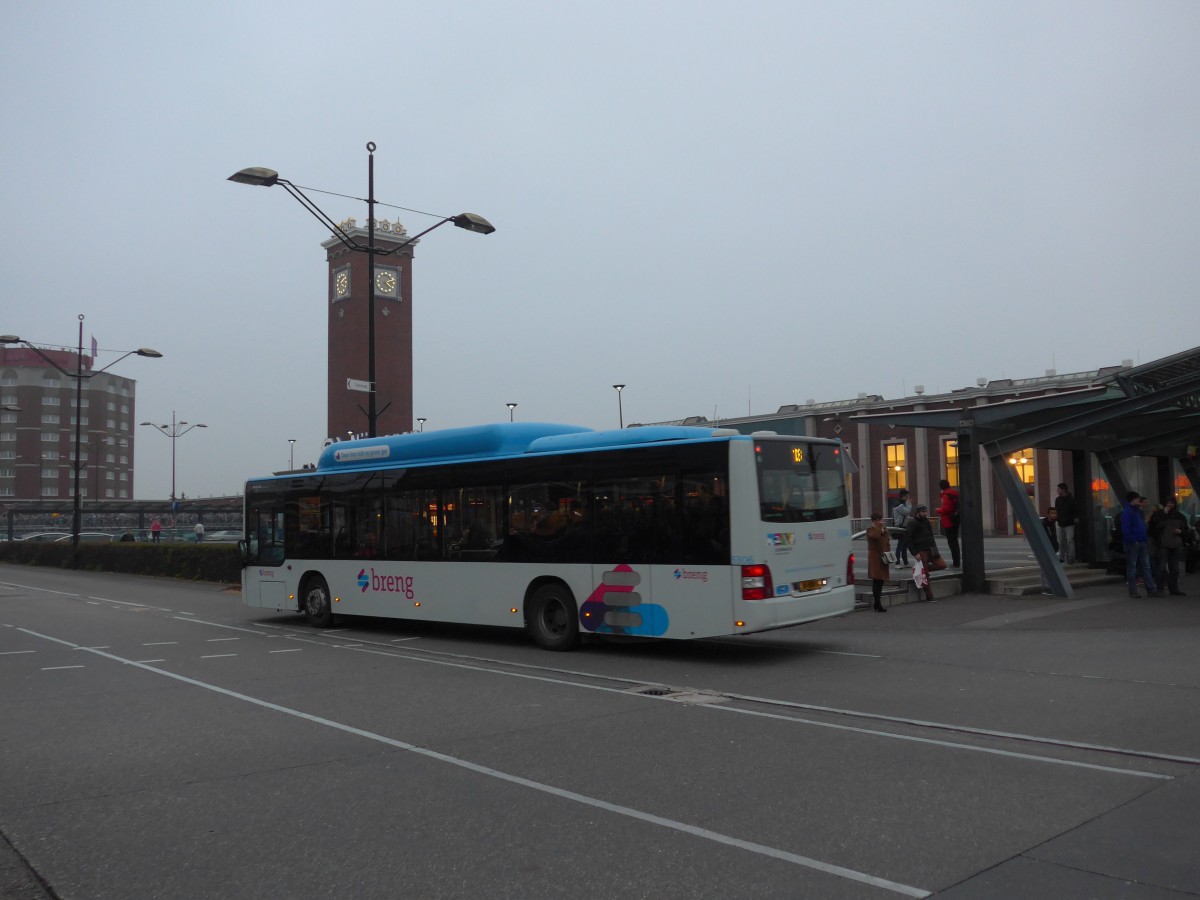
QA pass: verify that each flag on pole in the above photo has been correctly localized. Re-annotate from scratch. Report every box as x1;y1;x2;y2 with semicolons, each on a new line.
91;335;98;360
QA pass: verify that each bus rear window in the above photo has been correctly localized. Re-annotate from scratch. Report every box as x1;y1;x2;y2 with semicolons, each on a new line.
755;441;848;522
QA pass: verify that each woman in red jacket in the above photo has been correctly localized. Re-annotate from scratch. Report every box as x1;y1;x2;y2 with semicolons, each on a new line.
936;479;961;567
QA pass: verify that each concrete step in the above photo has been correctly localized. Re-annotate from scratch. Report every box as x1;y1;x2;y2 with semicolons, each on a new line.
985;565;1123;596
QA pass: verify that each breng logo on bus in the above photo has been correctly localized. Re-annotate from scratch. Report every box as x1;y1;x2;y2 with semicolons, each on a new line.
673;568;708;583
357;568;415;599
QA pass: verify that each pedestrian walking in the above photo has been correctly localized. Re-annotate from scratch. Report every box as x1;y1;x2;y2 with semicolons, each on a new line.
1054;483;1078;564
150;518;162;543
892;489;912;565
905;505;938;602
1120;492;1161;598
194;521;205;543
936;479;961;567
866;512;892;613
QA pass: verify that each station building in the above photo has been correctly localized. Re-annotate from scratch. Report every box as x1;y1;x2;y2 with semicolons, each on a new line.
644;351;1200;548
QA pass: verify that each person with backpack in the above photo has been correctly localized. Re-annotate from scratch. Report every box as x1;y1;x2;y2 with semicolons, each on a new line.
892;489;912;565
936;479;961;568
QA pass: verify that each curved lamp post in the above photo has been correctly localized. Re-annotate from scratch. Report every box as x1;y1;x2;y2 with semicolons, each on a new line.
228;144;495;438
2;318;161;554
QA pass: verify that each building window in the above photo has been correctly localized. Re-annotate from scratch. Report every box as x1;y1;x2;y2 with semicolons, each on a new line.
42;395;60;406
107;401;116;412
42;450;59;460
105;488;115;498
70;416;88;426
44;378;61;389
1008;447;1036;486
42;467;59;478
1;413;16;424
1;394;16;405
0;468;14;478
41;486;59;497
884;442;907;491
120;472;128;481
40;432;58;442
0;487;13;497
41;414;60;424
943;438;960;488
71;397;88;408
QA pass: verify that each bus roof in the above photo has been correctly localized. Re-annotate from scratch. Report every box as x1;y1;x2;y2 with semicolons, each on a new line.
309;422;753;474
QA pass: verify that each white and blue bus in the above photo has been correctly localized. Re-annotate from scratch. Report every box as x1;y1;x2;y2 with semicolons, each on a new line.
239;423;855;650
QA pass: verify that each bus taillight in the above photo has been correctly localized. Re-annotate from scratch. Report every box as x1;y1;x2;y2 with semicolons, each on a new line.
846;552;855;586
741;564;773;600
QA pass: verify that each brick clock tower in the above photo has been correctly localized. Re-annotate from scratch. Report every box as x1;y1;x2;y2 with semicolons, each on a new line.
322;218;416;440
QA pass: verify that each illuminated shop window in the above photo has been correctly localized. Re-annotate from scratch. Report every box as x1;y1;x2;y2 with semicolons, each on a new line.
884;442;907;491
944;438;959;487
1008;447;1035;485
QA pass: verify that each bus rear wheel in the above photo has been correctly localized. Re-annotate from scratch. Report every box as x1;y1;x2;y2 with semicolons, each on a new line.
302;575;334;628
527;583;579;651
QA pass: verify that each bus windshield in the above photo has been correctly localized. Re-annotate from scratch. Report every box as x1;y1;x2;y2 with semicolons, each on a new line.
755;440;848;523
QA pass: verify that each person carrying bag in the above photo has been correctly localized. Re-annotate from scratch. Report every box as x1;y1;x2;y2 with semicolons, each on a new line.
904;505;939;602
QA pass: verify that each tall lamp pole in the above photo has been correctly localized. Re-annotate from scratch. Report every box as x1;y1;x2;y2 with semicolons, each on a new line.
417;418;426;432
288;438;296;469
139;413;207;504
507;403;517;422
1;318;161;555
613;384;625;429
229;145;495;438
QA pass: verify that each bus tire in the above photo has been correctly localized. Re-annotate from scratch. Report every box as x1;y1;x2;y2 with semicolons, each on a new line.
527;583;580;651
301;575;334;628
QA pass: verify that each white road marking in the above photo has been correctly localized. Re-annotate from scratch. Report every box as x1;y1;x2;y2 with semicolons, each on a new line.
18;625;931;899
41;665;85;671
143;642;177;646
200;654;237;659
1;650;36;655
268;648;302;654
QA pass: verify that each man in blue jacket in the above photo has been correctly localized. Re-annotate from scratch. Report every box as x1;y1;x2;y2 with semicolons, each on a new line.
1120;492;1161;598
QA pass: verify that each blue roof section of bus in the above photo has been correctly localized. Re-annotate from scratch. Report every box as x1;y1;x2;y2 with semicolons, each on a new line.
315;423;734;471
525;425;733;454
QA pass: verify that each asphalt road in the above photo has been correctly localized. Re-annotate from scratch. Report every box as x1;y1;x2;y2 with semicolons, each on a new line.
1;563;1197;899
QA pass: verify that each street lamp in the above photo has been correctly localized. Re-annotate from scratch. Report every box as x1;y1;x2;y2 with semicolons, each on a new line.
139;413;207;506
613;384;625;429
2;317;161;555
417;418;426;432
288;438;297;469
228;143;495;438
507;403;517;422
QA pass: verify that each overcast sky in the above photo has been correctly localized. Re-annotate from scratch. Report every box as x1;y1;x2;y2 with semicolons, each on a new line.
3;1;1197;499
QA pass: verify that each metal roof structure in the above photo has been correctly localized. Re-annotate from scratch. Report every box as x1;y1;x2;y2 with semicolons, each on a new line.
848;346;1200;597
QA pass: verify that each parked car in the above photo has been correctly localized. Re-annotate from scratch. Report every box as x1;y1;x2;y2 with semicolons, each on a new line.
18;532;71;542
203;529;243;543
53;532;116;543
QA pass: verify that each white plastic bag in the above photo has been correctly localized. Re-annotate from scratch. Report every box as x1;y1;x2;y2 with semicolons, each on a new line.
912;558;928;589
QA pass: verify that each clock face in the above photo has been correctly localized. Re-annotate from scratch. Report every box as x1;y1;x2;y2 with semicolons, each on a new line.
334;270;349;299
376;270;398;296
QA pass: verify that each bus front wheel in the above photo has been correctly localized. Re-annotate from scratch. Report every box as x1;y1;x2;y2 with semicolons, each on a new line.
302;575;334;628
527;583;580;651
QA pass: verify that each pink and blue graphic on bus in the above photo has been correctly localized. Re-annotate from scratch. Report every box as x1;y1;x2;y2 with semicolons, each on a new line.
579;564;669;637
